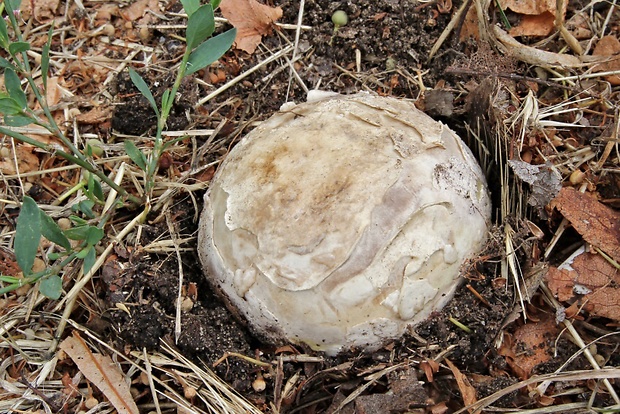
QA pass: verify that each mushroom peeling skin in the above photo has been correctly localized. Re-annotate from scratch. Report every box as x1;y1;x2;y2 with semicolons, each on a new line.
198;93;492;355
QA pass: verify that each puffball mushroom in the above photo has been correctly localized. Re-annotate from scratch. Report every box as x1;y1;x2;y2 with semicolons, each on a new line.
198;93;491;355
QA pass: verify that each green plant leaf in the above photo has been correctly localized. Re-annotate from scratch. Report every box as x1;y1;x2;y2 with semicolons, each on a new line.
41;25;54;90
69;215;88;226
8;41;30;56
64;225;90;241
39;275;62;300
0;97;23;115
71;199;95;219
4;114;33;126
92;177;104;202
124;140;147;171
86;172;104;202
40;211;72;250
162;136;188;151
211;0;222;10
15;196;41;275
76;247;90;259
85;227;104;246
128;67;159;117
4;69;26;108
0;18;9;50
186;4;215;50
47;252;66;260
180;0;200;17
8;0;23;12
82;247;96;274
0;57;17;70
0;275;21;283
186;28;236;75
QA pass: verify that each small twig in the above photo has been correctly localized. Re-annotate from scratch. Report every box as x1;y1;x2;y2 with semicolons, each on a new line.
212;352;272;369
428;0;472;61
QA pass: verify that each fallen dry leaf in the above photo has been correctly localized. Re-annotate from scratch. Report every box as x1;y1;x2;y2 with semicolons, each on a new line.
420;358;440;382
546;250;620;322
76;105;114;125
551;187;620;263
499;0;564;37
59;332;139;414
593;35;620;85
510;13;555;37
508;160;562;215
220;0;283;54
499;0;556;15
501;317;559;380
459;4;480;42
0;144;40;175
119;0;160;24
95;3;119;21
44;77;64;107
20;0;60;22
445;358;477;410
0;246;20;277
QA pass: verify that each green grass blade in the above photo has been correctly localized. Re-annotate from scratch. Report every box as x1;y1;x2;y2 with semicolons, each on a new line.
186;28;236;75
128;67;160;117
186;4;215;50
41;25;54;90
15;196;42;275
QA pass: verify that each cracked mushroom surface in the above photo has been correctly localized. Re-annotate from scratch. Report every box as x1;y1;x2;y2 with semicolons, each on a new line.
198;93;491;355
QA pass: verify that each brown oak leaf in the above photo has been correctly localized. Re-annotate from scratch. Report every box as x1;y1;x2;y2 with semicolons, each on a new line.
220;0;283;54
593;36;620;85
501;316;559;380
546;250;620;323
498;0;566;37
550;187;620;263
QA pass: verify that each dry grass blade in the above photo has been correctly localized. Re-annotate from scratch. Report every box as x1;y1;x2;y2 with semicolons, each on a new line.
159;341;264;414
454;368;620;413
334;362;410;412
196;44;294;106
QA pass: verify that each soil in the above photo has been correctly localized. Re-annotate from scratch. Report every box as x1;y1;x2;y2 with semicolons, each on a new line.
3;0;619;412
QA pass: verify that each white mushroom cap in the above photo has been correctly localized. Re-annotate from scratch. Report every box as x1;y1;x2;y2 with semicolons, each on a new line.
198;93;491;355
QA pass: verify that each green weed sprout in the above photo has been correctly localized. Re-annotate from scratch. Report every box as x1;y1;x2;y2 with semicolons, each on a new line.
329;10;348;45
124;0;236;198
0;0;235;300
